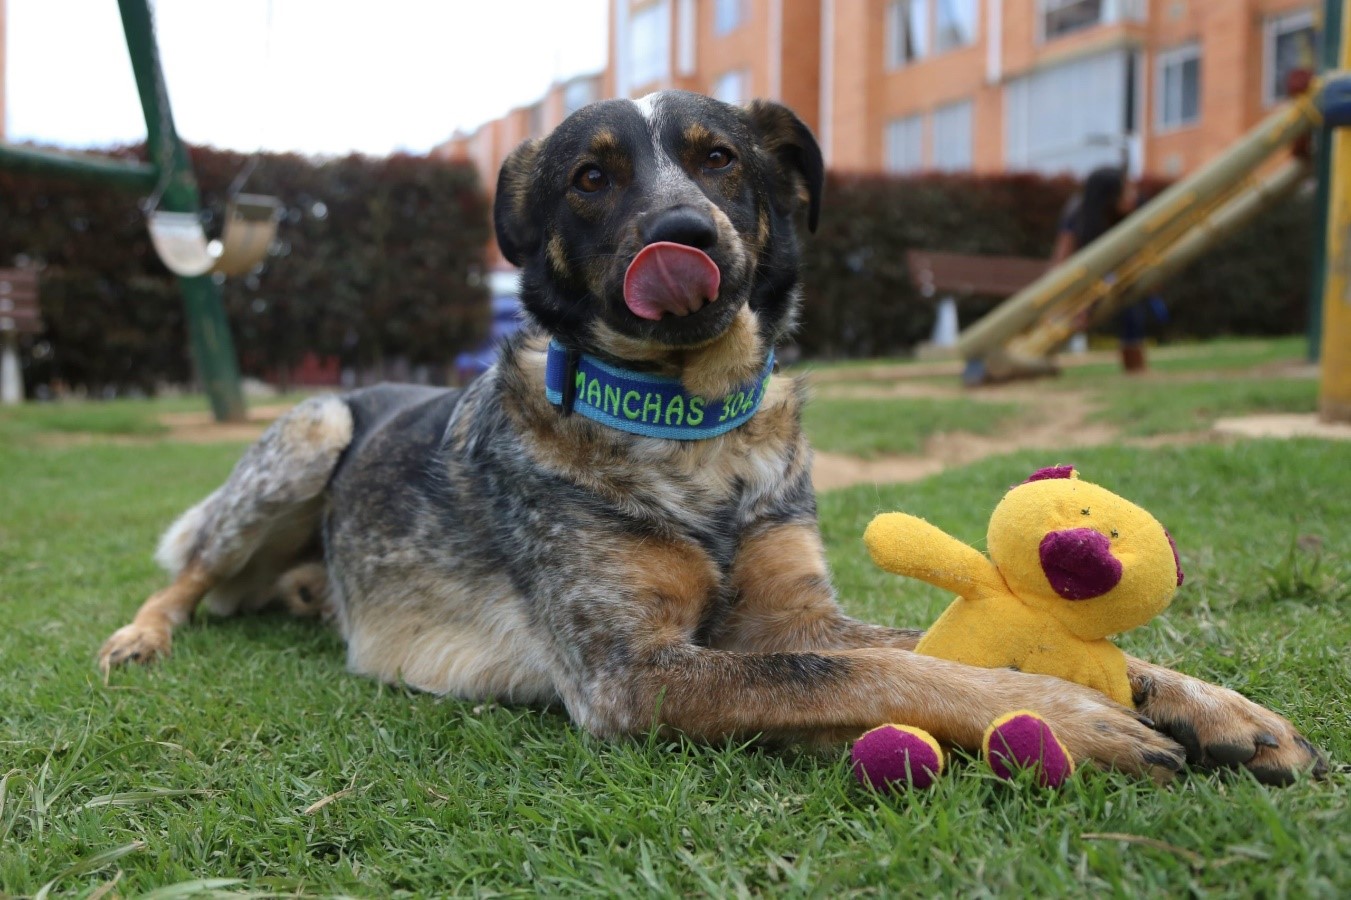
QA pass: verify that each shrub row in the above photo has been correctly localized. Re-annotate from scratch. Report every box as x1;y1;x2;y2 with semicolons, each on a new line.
796;172;1314;358
1;145;490;394
2;157;1312;393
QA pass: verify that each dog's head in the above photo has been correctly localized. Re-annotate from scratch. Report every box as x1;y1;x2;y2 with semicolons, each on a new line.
493;91;822;390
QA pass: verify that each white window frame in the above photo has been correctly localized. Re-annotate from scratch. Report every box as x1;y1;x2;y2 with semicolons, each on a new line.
1263;9;1316;107
1154;42;1201;132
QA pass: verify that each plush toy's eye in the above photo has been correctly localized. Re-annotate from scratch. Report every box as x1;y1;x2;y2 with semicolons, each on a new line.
573;165;609;193
1110;529;1119;539
1080;508;1091;516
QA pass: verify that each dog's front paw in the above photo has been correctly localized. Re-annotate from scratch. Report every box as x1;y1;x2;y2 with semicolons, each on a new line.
98;623;171;673
1132;668;1328;785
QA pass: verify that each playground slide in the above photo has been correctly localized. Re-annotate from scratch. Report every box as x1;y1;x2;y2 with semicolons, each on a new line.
955;87;1324;383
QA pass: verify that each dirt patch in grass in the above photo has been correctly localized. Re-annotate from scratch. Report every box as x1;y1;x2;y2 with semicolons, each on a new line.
155;404;291;443
810;388;1121;491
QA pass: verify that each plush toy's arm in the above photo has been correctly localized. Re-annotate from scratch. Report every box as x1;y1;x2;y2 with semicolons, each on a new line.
864;513;1005;599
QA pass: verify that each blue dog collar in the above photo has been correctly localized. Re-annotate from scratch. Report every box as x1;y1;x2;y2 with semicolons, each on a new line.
544;340;775;441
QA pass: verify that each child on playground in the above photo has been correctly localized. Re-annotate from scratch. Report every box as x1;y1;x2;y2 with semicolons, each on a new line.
1052;167;1165;372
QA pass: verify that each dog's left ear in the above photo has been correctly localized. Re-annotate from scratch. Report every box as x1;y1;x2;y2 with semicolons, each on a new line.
493;139;542;267
745;100;824;233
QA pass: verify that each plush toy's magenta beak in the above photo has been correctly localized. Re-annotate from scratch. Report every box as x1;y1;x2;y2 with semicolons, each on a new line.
1039;528;1123;600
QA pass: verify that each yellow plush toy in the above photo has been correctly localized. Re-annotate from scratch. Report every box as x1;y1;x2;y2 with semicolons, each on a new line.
864;465;1184;706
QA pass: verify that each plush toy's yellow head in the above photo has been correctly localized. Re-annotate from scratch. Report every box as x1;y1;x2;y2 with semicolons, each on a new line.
989;466;1183;641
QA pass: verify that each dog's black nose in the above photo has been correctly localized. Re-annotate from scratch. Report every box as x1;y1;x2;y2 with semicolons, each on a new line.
640;206;718;250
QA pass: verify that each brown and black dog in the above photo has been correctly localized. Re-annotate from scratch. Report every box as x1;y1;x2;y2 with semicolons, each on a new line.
100;91;1323;784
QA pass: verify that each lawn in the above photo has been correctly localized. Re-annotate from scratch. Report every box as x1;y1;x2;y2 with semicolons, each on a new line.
801;396;1023;457
2;390;1349;895
1089;376;1319;437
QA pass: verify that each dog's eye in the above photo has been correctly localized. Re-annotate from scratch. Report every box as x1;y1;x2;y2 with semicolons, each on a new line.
573;166;609;193
705;148;735;170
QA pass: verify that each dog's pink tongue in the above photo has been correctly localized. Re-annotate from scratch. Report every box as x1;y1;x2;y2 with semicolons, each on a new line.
622;242;721;321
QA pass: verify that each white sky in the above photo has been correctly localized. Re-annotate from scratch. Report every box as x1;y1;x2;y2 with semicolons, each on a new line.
4;0;610;156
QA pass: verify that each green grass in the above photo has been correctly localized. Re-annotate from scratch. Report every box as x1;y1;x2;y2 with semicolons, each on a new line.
1090;376;1319;437
2;431;1348;896
0;392;315;446
1055;337;1310;387
0;400;169;442
803;396;1023;457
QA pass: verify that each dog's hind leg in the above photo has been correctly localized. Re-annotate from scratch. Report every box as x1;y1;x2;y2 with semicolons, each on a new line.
99;396;353;673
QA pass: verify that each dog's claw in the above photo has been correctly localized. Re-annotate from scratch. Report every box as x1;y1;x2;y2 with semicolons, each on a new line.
1144;749;1185;771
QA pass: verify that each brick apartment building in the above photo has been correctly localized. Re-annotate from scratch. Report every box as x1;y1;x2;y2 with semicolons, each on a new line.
437;0;1318;215
1;0;8;141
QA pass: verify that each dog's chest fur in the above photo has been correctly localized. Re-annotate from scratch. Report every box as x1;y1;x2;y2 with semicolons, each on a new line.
486;335;815;572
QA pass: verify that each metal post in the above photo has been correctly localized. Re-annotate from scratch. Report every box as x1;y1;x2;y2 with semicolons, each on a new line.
0;144;159;191
1318;1;1351;422
1;333;21;405
1306;0;1343;362
117;0;245;422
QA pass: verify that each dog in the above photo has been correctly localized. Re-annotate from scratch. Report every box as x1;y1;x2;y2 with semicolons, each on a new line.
100;91;1323;784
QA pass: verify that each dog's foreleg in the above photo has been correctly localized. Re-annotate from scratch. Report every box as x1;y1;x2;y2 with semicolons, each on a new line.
559;532;1183;780
713;521;923;652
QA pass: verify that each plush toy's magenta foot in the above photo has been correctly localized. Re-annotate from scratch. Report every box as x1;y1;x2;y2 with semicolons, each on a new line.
982;710;1075;788
851;724;945;791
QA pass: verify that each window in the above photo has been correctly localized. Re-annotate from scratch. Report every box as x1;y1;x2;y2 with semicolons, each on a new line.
932;100;973;170
1006;49;1135;175
885;116;925;173
1156;44;1200;131
1264;11;1316;106
563;79;597;117
1039;0;1143;42
935;0;979;54
889;0;978;65
712;70;748;105
629;2;671;90
714;0;744;35
887;0;929;67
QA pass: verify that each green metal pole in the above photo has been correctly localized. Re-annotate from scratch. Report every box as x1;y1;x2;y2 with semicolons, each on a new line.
1307;0;1345;363
117;0;245;422
0;143;159;191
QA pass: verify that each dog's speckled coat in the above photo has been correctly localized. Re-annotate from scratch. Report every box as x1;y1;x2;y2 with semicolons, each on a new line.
101;92;1323;784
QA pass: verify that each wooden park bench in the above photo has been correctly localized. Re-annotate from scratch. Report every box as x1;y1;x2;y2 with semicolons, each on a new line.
906;250;1049;358
1;269;42;404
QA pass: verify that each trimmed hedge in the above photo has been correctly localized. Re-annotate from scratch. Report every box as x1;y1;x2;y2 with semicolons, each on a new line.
1;145;490;394
796;172;1314;358
2;159;1313;391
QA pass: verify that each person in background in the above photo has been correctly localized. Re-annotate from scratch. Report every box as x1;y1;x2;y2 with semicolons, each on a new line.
1051;167;1155;372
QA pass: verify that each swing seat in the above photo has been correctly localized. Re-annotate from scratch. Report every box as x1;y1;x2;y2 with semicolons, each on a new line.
146;194;282;278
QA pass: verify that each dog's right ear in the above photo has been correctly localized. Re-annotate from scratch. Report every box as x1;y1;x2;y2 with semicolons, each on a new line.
493;139;542;267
